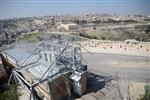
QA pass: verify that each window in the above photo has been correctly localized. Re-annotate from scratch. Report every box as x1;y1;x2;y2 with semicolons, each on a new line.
44;53;48;61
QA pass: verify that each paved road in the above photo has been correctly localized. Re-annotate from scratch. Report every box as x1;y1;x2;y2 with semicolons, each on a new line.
83;53;150;82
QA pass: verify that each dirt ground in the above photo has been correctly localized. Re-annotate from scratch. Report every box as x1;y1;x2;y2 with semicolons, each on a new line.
81;40;150;57
130;82;146;100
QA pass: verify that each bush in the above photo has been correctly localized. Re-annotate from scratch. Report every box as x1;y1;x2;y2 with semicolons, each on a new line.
78;29;150;42
144;85;150;99
138;85;150;100
0;84;19;100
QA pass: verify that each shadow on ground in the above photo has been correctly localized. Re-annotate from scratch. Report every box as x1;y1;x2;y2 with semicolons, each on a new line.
86;72;112;94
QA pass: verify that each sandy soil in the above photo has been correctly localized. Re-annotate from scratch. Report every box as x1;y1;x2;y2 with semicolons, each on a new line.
130;82;146;100
80;39;150;57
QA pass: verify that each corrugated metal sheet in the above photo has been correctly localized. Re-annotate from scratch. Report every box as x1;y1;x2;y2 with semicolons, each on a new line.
1;48;38;67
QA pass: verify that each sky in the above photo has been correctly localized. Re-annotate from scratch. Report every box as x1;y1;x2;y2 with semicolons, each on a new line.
0;0;150;19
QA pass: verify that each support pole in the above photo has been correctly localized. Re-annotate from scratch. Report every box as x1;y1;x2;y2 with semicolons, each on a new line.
7;73;13;85
13;71;31;87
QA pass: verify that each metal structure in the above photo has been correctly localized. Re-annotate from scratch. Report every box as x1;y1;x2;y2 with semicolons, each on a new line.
0;40;88;100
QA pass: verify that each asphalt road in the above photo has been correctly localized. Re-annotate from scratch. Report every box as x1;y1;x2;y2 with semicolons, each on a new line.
83;53;150;82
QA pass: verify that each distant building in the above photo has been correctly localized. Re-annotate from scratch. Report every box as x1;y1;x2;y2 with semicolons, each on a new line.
57;22;78;31
51;18;55;26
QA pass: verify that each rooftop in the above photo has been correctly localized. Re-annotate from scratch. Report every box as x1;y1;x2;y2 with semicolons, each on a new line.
1;40;82;82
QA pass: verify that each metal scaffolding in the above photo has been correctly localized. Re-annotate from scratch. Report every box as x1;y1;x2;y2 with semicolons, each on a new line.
3;39;88;100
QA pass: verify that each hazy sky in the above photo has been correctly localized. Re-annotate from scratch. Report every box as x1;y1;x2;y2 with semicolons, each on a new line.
0;0;149;19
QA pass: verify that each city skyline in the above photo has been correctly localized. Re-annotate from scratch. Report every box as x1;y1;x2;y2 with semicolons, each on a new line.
1;0;149;19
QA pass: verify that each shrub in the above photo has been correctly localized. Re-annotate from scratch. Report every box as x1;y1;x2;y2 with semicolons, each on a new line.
0;84;19;100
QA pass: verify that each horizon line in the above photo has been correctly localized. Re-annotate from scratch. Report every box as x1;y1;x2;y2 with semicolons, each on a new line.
1;13;149;20
1;0;147;3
